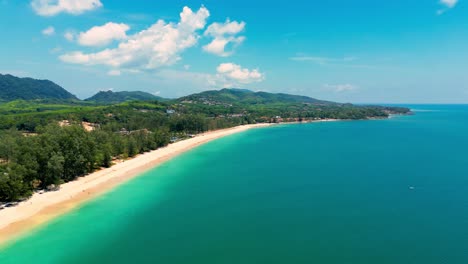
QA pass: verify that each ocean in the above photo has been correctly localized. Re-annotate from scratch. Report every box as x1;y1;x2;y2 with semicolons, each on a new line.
1;105;468;263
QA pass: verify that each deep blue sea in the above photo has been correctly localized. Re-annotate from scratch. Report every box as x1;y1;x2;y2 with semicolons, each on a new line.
1;105;468;263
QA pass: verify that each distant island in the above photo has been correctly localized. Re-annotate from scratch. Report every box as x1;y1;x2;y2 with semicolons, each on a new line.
0;73;411;203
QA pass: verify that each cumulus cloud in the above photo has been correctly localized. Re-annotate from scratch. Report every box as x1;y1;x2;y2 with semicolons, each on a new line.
290;56;356;64
440;0;458;8
438;0;458;14
78;22;130;47
216;63;264;86
203;19;246;57
49;46;62;54
156;69;217;88
60;6;210;71
288;55;375;68
323;84;358;93
155;63;264;92
64;30;75;41
107;70;121;76
31;0;103;16
41;26;55;36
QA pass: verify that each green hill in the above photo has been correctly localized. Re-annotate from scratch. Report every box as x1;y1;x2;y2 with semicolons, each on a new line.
178;88;336;105
0;74;77;101
86;90;164;104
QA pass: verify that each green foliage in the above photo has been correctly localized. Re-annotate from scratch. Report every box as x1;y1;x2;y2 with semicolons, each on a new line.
0;74;77;101
177;88;334;105
0;87;410;203
0;164;31;202
85;90;166;104
0;124;174;202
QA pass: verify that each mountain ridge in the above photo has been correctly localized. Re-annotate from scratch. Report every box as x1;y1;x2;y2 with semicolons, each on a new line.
85;90;165;104
0;73;342;106
177;88;337;105
0;74;77;101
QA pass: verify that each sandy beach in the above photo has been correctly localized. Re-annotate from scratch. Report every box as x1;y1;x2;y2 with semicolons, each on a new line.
0;123;271;247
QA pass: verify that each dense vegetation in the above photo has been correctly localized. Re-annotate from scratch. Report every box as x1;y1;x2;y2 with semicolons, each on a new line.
0;101;248;202
0;79;411;203
0;74;77;101
179;88;334;105
0;125;170;202
85;90;165;104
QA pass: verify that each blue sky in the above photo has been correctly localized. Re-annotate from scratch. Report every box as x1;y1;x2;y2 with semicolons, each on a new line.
0;0;467;103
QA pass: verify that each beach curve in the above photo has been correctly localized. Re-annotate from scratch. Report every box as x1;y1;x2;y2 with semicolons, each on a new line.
0;123;271;247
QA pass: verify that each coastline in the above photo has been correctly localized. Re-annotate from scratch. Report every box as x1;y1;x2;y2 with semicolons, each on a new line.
0;115;401;248
0;123;271;247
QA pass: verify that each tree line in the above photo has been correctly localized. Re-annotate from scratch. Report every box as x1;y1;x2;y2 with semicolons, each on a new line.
0;109;254;202
0;98;409;203
0;125;169;202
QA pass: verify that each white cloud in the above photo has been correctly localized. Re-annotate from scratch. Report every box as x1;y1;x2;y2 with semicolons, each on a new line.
78;22;130;47
288;55;375;68
41;26;55;36
205;19;245;36
216;63;264;86
155;69;218;95
107;69;121;76
323;84;358;93
203;19;246;57
290;56;356;64
440;0;458;8
31;0;103;16
437;0;458;14
64;30;75;41
49;46;62;54
60;6;210;71
155;63;264;91
203;36;245;57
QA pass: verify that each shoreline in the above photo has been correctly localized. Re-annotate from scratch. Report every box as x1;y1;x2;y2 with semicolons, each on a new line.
0;115;401;247
0;123;271;247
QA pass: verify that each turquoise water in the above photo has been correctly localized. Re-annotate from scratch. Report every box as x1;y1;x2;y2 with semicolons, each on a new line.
1;105;468;263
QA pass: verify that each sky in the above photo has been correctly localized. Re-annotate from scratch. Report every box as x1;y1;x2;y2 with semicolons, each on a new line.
0;0;467;103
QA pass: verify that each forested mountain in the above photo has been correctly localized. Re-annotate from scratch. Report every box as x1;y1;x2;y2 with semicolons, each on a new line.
178;88;335;105
86;90;164;104
0;74;77;101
